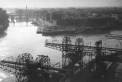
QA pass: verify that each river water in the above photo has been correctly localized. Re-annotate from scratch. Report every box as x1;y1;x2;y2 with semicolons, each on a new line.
0;22;62;82
0;22;122;82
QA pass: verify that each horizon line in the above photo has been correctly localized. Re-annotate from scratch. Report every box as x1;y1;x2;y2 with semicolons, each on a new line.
3;6;122;9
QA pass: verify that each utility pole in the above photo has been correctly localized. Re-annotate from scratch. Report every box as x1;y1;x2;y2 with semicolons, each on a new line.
26;0;29;26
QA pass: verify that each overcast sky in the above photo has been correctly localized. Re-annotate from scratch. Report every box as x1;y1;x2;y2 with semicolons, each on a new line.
0;0;122;8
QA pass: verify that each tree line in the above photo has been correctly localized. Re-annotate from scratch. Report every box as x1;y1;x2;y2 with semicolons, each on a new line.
0;8;9;34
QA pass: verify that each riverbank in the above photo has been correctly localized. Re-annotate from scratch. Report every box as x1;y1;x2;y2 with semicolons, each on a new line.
36;24;122;36
35;18;122;36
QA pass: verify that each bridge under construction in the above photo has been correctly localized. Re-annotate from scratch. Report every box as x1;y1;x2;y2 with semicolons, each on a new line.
0;36;122;82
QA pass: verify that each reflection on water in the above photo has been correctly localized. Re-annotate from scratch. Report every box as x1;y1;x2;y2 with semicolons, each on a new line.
0;22;62;62
0;22;122;82
1;22;122;61
0;22;62;82
0;70;13;82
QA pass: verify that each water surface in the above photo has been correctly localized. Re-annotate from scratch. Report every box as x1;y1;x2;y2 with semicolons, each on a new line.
0;22;122;82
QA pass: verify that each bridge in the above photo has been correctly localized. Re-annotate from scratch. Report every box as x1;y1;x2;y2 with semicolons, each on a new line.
45;36;122;81
0;53;72;82
0;36;122;82
45;36;122;62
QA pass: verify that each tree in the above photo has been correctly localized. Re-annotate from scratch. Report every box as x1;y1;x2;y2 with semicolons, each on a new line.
0;8;9;34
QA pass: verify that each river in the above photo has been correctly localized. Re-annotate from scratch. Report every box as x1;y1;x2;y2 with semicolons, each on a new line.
0;22;62;82
0;22;122;82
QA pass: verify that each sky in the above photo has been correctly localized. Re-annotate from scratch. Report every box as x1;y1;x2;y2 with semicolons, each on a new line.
0;0;122;8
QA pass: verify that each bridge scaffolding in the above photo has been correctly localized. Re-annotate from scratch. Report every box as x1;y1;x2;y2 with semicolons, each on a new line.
0;36;122;82
45;36;122;81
